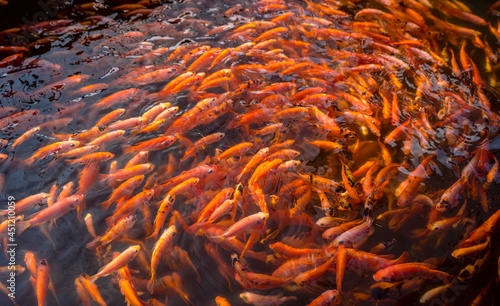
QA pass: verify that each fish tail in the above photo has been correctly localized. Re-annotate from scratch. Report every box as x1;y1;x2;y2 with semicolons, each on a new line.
122;145;133;154
147;274;156;294
85;239;99;250
17;221;31;236
66;159;78;165
146;228;159;241
104;216;114;227
235;173;243;182
436;271;454;283
185;222;201;236
180;151;194;163
176;134;193;149
99;200;111;210
51;131;71;141
24;157;35;167
97;174;109;184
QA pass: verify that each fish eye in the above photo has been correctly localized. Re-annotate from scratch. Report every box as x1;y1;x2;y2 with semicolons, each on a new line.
208;169;213;173
70;143;76;147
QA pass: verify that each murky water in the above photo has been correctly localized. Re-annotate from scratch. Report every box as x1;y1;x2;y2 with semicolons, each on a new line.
1;0;500;305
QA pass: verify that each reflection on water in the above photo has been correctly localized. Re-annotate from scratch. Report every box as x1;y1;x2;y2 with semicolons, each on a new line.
0;0;500;305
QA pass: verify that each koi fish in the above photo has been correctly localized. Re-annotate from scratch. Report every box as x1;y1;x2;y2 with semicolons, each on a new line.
89;245;140;283
373;263;454;283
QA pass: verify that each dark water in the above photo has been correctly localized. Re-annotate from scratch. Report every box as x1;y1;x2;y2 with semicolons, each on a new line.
0;0;500;305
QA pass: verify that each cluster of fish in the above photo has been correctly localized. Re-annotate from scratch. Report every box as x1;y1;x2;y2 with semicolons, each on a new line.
1;0;500;305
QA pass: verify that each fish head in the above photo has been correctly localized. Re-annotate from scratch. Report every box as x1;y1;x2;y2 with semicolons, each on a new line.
435;199;450;212
130;245;141;254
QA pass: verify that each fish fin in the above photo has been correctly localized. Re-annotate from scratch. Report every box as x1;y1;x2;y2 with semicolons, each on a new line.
66;159;78;165
17;221;31;236
97;174;110;184
122;145;133;155
39;223;60;252
24;157;35;167
436;271;454;283
235;173;244;182
104;216;114;227
176;134;193;148
185;223;200;236
146;228;159;241
99;199;112;210
408;228;429;239
49;280;61;306
147;274;156;294
209;235;226;243
88;274;98;285
85;239;99;250
377;254;395;260
394;251;409;264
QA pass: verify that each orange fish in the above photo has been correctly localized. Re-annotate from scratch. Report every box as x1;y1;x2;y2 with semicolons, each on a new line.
181;133;225;163
17;194;84;235
99;163;155;184
373;263;453;283
217;212;269;239
122;135;176;154
148;225;177;292
86;214;137;249
100;175;144;210
36;259;50;306
89;245;140;283
307;289;338;306
91;88;140;111
25;140;80;166
148;194;175;240
67;152;114;165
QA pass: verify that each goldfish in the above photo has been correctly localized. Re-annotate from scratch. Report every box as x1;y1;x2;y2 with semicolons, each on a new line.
122;135;176;154
99;175;144;210
89;245;140;283
36;259;50;306
148;225;177;293
148;194;175;240
216;212;269;239
99;163;155;184
86;214;137;249
25;140;80;166
17;194;84;235
373;263;454;283
240;292;297;305
91;88;140;112
307;289;338;306
1;193;49;215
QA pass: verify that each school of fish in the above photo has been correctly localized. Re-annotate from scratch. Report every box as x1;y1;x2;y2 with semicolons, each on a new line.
1;0;500;305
